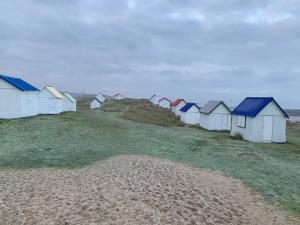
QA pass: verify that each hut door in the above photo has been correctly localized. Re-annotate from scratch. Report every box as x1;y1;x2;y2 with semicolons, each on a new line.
263;116;273;141
49;99;56;113
221;114;228;130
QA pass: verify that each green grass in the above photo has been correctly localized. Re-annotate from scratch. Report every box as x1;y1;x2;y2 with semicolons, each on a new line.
0;98;300;215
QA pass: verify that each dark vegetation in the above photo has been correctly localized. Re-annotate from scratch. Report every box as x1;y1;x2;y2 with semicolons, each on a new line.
101;98;183;127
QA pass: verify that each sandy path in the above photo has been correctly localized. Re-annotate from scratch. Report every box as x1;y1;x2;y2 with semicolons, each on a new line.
0;155;298;225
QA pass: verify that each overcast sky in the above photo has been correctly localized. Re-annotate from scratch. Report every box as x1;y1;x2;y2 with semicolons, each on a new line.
0;0;299;108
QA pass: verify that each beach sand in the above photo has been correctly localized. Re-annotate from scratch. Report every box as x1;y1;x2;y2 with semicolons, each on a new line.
0;155;298;225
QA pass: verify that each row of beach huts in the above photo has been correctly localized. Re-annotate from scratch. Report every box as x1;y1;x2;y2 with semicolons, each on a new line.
0;74;76;119
0;74;289;144
90;93;125;109
150;95;289;143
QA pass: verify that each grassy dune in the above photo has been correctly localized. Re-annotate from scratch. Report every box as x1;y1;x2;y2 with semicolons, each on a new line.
102;98;183;127
0;98;299;214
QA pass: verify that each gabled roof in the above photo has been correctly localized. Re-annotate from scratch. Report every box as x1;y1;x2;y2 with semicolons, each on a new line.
93;98;102;104
113;93;124;98
171;99;186;107
180;103;200;112
96;96;104;103
0;74;39;91
97;93;105;97
200;100;231;114
159;97;171;103
232;97;289;118
43;86;64;99
150;95;157;100
64;93;76;103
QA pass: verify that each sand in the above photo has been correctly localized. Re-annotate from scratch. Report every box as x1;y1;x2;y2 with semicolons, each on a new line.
0;155;298;225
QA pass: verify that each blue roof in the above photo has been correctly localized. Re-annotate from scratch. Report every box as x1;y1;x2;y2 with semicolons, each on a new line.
0;75;39;91
232;97;289;118
180;103;200;112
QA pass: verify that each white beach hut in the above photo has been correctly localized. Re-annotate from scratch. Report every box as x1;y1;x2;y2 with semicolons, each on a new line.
63;93;77;112
171;99;186;116
158;97;171;109
231;97;289;143
113;93;125;100
179;103;201;125
96;93;106;103
38;86;64;114
0;74;39;119
199;100;231;131
150;95;159;105
90;98;102;109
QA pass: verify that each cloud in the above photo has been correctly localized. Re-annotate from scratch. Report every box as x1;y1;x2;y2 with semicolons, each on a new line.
245;10;293;24
0;0;299;108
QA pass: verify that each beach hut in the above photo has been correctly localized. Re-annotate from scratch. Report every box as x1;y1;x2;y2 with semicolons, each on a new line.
150;95;159;105
0;74;39;119
96;93;106;102
199;100;231;131
113;93;125;100
63;92;77;112
171;99;186;116
231;97;289;143
90;98;102;109
38;86;64;114
159;97;171;109
179;103;201;125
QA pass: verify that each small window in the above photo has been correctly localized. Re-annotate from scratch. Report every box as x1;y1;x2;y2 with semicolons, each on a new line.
26;93;32;104
240;116;246;128
237;116;241;126
237;116;246;128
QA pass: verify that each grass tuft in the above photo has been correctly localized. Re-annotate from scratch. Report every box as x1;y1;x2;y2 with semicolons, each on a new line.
230;133;244;140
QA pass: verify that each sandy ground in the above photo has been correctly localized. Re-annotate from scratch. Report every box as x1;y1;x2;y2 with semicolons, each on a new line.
0;155;298;225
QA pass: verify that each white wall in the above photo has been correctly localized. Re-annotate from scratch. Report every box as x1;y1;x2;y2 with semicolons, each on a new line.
252;101;286;143
90;100;101;109
38;89;63;114
180;105;200;125
171;102;186;116
199;113;209;129
96;94;106;102
20;91;38;117
272;116;286;142
0;79;38;119
63;99;76;112
151;97;159;105
0;79;22;118
159;100;171;109
200;104;231;131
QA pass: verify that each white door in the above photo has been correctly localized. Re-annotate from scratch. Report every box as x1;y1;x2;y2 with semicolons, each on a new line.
212;114;221;130
221;114;228;130
49;99;56;114
263;116;273;141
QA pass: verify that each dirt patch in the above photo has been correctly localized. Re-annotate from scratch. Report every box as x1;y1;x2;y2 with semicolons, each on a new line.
238;152;264;160
0;155;298;225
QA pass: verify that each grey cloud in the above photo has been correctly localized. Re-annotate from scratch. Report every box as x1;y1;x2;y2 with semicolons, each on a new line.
33;0;79;7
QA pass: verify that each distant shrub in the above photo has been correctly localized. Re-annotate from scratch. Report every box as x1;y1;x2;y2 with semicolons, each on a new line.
231;133;243;140
238;152;263;160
